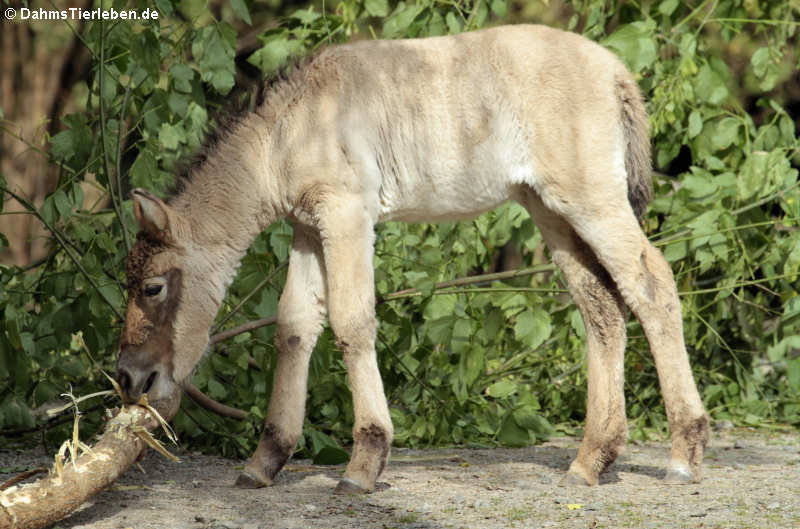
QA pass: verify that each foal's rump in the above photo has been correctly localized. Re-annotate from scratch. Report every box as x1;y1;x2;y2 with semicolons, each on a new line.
307;24;648;224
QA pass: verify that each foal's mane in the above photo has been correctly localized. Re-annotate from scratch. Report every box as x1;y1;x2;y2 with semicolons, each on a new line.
167;58;309;203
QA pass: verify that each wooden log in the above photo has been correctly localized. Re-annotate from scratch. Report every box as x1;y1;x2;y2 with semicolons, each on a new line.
0;395;180;529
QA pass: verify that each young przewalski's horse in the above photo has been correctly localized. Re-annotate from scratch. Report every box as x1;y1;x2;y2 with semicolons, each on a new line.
117;24;709;493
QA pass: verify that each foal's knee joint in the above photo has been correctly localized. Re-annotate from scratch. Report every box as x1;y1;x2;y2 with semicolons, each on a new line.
331;315;377;354
275;319;322;354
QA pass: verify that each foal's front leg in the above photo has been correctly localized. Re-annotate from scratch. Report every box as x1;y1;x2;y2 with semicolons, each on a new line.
236;226;327;488
319;196;393;494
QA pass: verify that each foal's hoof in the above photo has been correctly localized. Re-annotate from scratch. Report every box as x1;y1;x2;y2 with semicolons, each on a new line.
559;470;594;487
664;463;694;484
234;471;271;489
333;477;371;495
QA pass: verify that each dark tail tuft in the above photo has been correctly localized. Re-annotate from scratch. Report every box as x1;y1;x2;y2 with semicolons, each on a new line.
616;74;653;221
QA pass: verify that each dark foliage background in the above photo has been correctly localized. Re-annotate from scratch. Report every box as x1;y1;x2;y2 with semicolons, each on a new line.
0;0;798;461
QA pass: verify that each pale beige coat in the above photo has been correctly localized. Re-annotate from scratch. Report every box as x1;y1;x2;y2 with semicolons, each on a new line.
117;24;709;494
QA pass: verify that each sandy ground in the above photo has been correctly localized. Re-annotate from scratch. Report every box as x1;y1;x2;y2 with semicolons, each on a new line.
1;428;798;529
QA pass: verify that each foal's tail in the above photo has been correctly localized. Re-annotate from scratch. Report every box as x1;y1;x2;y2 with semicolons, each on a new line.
616;73;653;221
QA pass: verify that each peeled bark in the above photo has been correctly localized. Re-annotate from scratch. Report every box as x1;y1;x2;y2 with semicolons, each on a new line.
0;396;180;529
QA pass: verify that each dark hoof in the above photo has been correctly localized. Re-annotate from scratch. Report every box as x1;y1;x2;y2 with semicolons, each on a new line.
559;471;593;487
333;477;370;495
234;471;270;489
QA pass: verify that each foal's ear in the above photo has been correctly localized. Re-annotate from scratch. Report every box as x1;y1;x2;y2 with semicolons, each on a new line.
131;189;182;244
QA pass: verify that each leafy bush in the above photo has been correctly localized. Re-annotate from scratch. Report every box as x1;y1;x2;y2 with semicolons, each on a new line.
1;0;798;458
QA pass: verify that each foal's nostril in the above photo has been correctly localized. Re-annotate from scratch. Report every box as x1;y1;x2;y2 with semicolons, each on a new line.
117;368;133;395
115;366;159;403
143;370;158;396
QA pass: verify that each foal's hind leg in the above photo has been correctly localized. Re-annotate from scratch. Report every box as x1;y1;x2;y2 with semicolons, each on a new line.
522;192;628;486
236;226;327;488
556;195;709;483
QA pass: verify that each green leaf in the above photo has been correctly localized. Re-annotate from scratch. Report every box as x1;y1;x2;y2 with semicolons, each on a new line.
130;149;158;189
664;240;687;262
424;295;457;321
168;92;190;115
206;378;227;399
382;2;425;38
178;0;210;23
170;64;195;93
98;66;118;105
158;123;183;150
602;21;657;73
486;380;517;399
131;31;161;80
787;357;800;390
514;308;551;349
56;358;85;378
248;31;303;75
682;170;718;199
497;414;529;447
451;318;473;353
687;110;703;138
154;0;174;16
307;428;348;464
313;445;349;465
738;150;790;201
426;10;446;36
751;47;781;91
445;12;462;34
695;61;729;105
230;0;252;24
18;332;35;355
711;117;740;151
290;7;320;24
469;0;489;29
365;0;389;17
49;114;92;167
0;397;34;428
658;0;679;16
490;0;507;17
461;347;484;387
513;407;553;439
50;130;75;162
192;24;237;94
53;189;72;220
767;336;800;363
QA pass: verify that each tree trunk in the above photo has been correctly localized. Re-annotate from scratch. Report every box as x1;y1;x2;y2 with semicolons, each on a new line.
0;0;91;266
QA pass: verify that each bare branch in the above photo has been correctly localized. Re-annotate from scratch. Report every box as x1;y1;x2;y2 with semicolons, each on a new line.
379;264;556;302
184;384;247;420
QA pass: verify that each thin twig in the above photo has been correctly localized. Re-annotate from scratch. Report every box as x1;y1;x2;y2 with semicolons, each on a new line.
98;19;130;253
678;273;798;296
206;265;559;345
0;468;48;491
0;185;123;319
379;264;556;302
210;316;277;345
211;262;287;334
185;383;247;420
115;77;134;252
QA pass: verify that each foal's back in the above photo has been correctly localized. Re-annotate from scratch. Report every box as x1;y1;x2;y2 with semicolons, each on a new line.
274;24;632;224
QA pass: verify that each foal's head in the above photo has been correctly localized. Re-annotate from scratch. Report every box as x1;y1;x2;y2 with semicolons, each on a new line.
116;189;219;411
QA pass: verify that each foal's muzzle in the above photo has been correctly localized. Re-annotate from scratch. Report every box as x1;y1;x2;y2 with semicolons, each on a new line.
116;353;174;405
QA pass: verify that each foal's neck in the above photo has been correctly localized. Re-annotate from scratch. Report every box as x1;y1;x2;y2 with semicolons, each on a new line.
171;112;281;251
166;112;286;305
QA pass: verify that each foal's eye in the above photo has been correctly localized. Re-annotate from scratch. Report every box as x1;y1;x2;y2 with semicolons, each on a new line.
144;284;163;297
